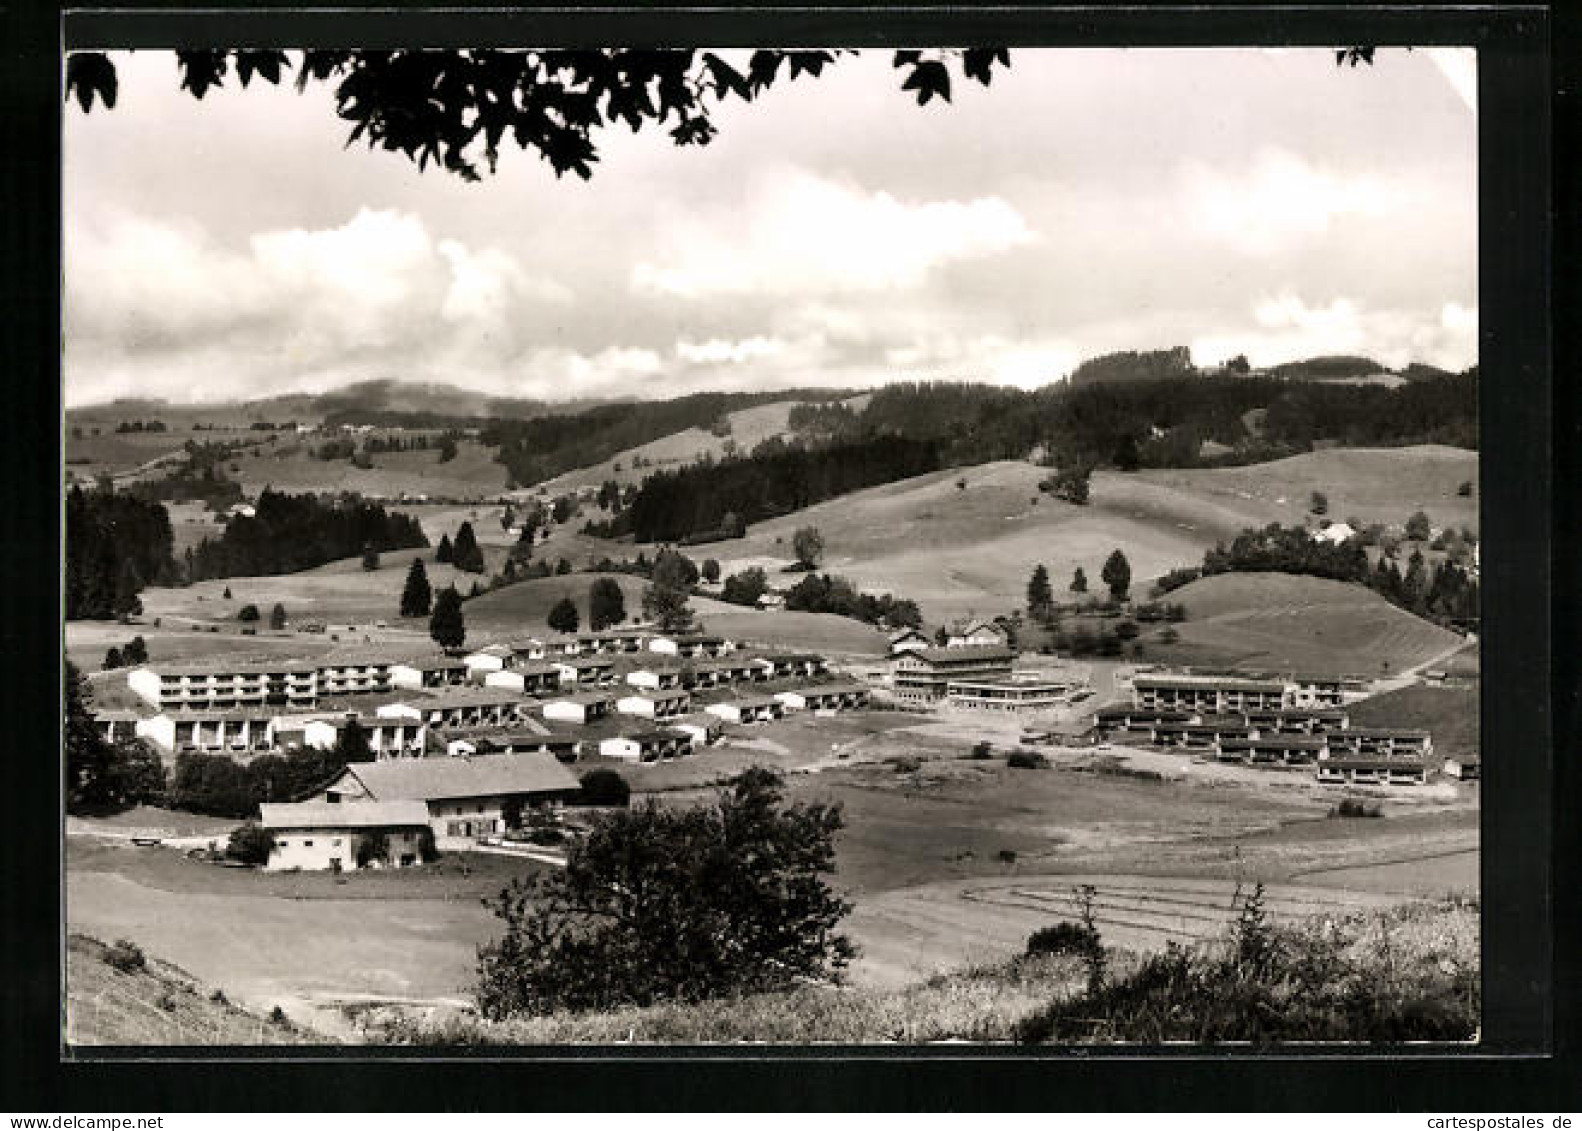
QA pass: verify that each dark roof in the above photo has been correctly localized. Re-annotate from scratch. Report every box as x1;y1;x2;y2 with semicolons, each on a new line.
909;645;1016;664
145;658;318;675
1321;755;1426;770
340;753;581;801
1134;674;1285;693
260;800;432;830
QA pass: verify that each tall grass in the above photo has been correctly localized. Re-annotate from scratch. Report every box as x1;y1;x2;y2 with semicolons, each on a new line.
357;897;1478;1046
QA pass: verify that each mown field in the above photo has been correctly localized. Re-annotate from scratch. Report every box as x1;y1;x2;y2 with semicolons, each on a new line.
228;438;510;499
1140;571;1467;677
664;446;1474;627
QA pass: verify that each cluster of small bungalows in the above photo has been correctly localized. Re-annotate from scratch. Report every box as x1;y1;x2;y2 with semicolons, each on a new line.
1094;674;1436;785
111;629;872;767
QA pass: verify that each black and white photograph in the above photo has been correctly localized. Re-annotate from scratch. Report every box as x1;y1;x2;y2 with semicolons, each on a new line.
60;35;1501;1052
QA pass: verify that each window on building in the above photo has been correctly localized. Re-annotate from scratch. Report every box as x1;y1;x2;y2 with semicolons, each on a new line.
303;840;314;847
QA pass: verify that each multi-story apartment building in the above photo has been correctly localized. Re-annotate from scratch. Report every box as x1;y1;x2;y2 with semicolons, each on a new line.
892;645;1016;703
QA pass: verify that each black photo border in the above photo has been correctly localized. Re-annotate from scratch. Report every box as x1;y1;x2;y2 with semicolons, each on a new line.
3;0;1571;1111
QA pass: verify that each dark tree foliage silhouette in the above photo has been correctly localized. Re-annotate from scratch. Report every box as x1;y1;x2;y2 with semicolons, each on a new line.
103;647;123;670
720;566;769;607
1026;564;1054;624
66;48;1012;182
547;596;580;634
66;660;170;813
435;533;454;564
361;543;381;571
186;489;425;580
642;550;695;632
429;585;466;651
123;636;149;664
335;716;375;764
475;767;854;1018
400;557;433;617
269;602;288;630
451;521;487;574
1101;549;1132;601
1070;567;1088;594
588;577;627;630
65;486;174;620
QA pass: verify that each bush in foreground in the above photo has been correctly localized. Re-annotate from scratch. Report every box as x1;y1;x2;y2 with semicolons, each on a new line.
474;767;854;1020
1014;892;1479;1045
102;939;147;974
575;768;630;807
1006;750;1047;769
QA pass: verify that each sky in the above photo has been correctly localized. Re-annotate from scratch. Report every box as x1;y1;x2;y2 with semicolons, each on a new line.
63;48;1478;408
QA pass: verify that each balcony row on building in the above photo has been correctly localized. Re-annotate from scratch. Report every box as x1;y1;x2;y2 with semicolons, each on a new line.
122;676;873;755
1128;672;1350;714
125;632;814;713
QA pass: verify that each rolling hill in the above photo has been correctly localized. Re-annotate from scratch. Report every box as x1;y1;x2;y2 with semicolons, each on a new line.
667;446;1473;626
462;572;888;656
1143;572;1466;678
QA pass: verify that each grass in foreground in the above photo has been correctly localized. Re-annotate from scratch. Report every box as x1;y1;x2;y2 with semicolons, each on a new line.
65;934;328;1046
355;895;1478;1046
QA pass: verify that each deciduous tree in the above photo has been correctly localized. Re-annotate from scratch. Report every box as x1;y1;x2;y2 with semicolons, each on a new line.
588;577;627;630
475;767;853;1018
548;596;580;634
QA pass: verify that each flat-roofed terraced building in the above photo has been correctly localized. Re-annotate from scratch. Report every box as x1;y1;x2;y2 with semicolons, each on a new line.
773;683;872;713
463;644;516;675
392;688;530;730
943;677;1070;714
1316;755;1427;786
389;656;471;691
670;713;725;746
1239;708;1351;735
705;696;785;724
554;657;616;688
481;662;561;694
763;653;830;679
648;633;731;658
599;729;694;763
616;688;692;721
135;708;278;755
128;660;319;712
625;662;687;691
1324;727;1433;758
1093;706;1196;732
1216;734;1327;766
1443;755;1480;780
317;752;582;850
93;709;142;744
576;628;652;655
892;645;1016;704
315;652;396;697
1150;719;1255;751
541;691;616;725
1131;674;1287;714
439;729;582;762
259;800;433;872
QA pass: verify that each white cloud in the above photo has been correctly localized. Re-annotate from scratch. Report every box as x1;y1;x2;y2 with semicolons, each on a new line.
675;336;787;365
631;168;1037;298
65;209;578;404
1181;148;1401;255
1191;293;1478;371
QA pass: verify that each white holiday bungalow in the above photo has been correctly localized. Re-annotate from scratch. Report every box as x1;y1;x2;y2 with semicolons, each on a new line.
616;687;693;721
462;644;516;676
773;683;871;713
389;655;471;691
598;729;694;763
540;690;616;725
625;662;688;691
553;656;617;688
481;662;561;694
669;713;725;746
705;696;784;725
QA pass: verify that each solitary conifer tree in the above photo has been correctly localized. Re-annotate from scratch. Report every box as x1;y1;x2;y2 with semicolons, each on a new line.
1101;549;1132;601
1026;564;1054;623
436;533;454;564
400;558;433;618
1070;566;1088;594
429;586;466;651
